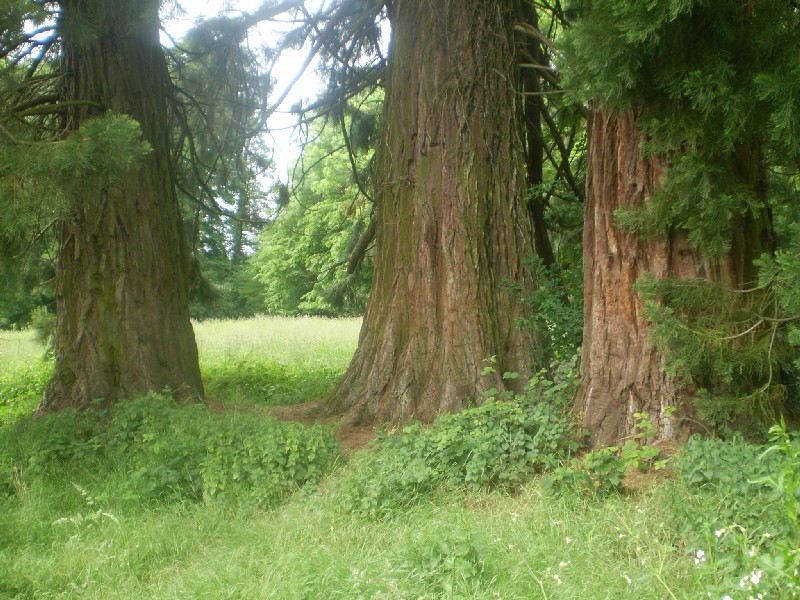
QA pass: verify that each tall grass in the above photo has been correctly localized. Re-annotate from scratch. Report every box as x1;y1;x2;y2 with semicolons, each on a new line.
194;316;361;369
195;316;360;406
0;329;45;372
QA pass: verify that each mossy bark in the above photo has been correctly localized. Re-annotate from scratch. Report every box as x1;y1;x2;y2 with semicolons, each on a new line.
39;0;203;412
326;0;538;426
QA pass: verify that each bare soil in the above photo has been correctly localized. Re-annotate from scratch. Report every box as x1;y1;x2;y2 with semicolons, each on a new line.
203;396;375;454
267;400;376;455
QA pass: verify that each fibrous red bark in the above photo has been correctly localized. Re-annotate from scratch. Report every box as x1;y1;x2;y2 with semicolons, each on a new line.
327;0;538;426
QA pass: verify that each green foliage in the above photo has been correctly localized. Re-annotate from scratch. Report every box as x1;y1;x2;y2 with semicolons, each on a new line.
636;275;788;433
251;94;380;316
0;393;339;508
563;0;800;168
660;429;800;598
187;254;263;320
752;420;800;594
338;365;581;517
28;305;55;352
676;434;777;495
54;113;152;185
0;254;54;330
758;251;800;402
545;412;667;497
515;257;583;366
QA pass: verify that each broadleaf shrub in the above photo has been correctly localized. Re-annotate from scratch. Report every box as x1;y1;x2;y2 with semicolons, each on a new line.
338;364;581;517
543;412;668;497
660;431;800;598
0;393;340;507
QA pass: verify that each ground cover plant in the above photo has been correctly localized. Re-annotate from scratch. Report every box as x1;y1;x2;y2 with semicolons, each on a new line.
1;317;799;599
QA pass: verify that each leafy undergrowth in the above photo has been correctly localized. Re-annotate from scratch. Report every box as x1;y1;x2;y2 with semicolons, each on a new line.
1;320;799;599
338;398;580;517
0;393;340;508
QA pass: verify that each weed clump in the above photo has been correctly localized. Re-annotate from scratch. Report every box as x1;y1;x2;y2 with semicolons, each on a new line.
0;392;339;508
338;360;581;517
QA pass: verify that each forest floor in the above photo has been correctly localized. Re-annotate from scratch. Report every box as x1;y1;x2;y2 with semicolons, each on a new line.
0;318;792;599
268;400;376;454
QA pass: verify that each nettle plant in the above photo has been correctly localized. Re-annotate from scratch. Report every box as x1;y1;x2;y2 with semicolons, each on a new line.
545;411;671;497
337;358;581;517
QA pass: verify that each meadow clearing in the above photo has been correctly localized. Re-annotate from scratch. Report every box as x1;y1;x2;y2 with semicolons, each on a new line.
0;317;796;599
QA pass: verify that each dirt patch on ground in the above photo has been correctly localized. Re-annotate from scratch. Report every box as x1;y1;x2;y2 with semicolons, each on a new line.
202;397;375;454
268;400;375;455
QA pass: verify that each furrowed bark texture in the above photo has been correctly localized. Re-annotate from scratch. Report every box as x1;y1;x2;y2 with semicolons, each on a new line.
327;0;538;426
576;108;774;446
39;0;203;412
576;109;697;446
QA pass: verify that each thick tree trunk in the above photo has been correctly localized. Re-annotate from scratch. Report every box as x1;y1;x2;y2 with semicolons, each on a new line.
575;108;775;447
575;109;689;446
39;0;203;412
326;0;538;426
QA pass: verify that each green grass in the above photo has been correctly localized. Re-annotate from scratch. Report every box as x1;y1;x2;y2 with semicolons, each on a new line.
0;328;45;371
196;316;360;406
0;317;796;599
1;466;696;599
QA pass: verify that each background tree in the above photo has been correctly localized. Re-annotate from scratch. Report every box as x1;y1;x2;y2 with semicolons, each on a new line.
514;1;586;367
564;0;798;444
167;17;274;319
1;0;302;411
326;0;540;425
251;93;379;316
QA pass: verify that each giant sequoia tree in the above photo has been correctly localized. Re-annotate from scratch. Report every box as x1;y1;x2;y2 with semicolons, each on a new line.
3;0;300;410
327;0;539;425
38;0;204;410
565;1;796;445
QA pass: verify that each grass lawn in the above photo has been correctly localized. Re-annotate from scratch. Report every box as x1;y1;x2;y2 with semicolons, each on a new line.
0;317;795;599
